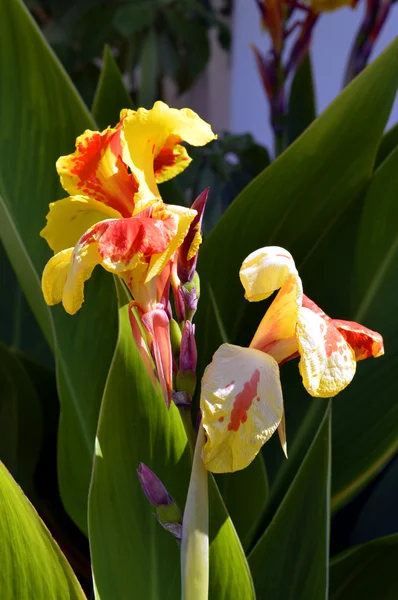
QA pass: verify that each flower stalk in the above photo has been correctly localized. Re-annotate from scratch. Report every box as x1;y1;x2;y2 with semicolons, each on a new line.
180;423;209;600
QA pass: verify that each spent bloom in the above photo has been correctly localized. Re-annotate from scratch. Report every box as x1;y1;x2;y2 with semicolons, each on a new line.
200;246;384;473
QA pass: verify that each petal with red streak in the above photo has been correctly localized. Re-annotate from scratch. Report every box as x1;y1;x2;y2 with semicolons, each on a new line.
56;126;138;217
332;319;384;360
141;308;173;408
201;343;283;473
296;306;356;398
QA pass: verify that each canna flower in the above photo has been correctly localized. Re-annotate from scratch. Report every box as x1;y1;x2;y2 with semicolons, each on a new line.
201;246;383;473
41;101;216;316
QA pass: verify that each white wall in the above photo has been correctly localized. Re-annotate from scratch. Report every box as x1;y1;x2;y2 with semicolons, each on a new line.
230;1;398;151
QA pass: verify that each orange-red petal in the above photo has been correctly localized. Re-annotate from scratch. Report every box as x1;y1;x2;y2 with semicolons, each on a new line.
56;126;138;217
332;319;384;361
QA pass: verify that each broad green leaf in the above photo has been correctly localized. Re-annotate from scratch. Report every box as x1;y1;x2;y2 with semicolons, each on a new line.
329;534;398;599
0;0;118;531
248;403;331;599
331;143;398;510
92;45;134;130
375;121;398;168
196;39;398;378
0;343;42;495
89;279;254;599
216;453;268;552
287;53;316;145
88;280;190;599
0;460;86;599
138;28;159;108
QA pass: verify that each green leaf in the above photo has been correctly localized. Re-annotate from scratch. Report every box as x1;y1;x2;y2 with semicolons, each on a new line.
0;0;118;531
0;243;52;364
216;453;268;552
92;45;134;130
196;39;398;374
0;343;42;495
0;460;86;599
89;279;255;599
331;143;398;510
208;476;256;600
248;403;331;599
88;279;190;598
329;534;398;599
375;121;398;168
287;53;316;145
113;3;156;38
138;28;158;108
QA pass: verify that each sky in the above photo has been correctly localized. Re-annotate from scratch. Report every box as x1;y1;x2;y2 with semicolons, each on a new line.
230;0;398;152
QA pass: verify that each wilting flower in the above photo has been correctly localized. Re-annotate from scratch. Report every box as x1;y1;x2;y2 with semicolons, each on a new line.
201;246;383;473
41;101;215;316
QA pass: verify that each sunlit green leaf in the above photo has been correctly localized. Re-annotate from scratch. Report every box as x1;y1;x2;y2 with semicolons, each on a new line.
0;461;86;599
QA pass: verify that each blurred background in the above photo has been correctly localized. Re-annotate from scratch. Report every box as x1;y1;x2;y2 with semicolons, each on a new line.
27;0;398;147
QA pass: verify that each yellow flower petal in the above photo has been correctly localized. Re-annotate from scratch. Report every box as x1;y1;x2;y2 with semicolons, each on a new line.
40;196;122;254
296;306;356;398
122;101;216;205
41;248;73;307
250;273;301;363
201;343;283;473
62;242;102;314
239;246;300;302
145;204;197;282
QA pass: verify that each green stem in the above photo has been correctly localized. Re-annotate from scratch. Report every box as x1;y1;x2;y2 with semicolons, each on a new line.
180;424;209;600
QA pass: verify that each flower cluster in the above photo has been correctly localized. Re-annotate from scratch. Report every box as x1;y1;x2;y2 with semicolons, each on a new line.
41;104;384;484
41;101;216;406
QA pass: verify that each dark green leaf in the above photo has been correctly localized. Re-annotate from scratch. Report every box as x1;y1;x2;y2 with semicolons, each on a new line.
216;453;268;551
375;121;398;168
329;534;398;599
331;143;398;509
0;461;86;599
0;343;42;495
287;53;316;145
0;0;118;531
249;403;331;599
92;44;134;130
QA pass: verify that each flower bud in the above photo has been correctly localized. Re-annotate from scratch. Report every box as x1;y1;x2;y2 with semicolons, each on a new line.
169;318;182;357
176;321;197;397
177;188;209;284
137;463;182;540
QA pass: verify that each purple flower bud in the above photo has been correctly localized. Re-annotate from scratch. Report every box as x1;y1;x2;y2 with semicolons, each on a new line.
137;463;173;507
177;188;209;284
154;516;182;541
180;285;198;315
180;321;197;375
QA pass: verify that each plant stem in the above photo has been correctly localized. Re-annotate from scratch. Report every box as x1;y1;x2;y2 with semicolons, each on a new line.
180;424;209;600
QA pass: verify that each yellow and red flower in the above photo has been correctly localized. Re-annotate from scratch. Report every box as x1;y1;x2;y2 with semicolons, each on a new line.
200;246;384;473
41;101;216;316
41;101;215;406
